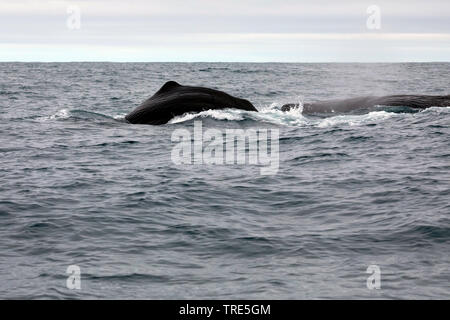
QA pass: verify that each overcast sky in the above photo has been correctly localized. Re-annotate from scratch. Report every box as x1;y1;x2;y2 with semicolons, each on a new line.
1;0;449;62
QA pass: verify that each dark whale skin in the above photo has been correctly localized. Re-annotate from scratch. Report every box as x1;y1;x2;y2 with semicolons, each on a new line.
125;81;257;125
281;95;450;113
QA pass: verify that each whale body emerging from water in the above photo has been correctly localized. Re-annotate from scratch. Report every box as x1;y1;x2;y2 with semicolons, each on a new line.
125;81;449;125
281;95;450;114
125;81;257;125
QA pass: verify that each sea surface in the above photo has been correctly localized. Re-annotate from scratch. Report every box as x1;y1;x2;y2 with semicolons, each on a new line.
0;62;449;299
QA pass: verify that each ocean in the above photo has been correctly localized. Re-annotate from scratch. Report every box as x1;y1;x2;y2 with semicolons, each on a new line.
0;62;449;299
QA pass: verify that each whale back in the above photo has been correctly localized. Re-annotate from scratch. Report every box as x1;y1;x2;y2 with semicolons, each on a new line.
373;95;450;108
281;95;450;114
125;81;257;125
154;80;181;96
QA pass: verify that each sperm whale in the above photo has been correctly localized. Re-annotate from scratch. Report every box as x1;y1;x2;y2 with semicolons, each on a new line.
125;81;449;125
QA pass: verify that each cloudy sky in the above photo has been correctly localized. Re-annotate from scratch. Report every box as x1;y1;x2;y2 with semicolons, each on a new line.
1;0;449;62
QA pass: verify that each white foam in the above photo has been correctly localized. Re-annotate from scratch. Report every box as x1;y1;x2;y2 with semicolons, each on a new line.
249;103;309;126
37;109;70;121
420;106;450;114
169;109;245;124
113;113;127;120
317;111;395;128
167;104;400;128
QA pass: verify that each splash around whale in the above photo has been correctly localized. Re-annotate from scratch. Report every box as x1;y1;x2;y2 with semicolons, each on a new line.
125;81;450;125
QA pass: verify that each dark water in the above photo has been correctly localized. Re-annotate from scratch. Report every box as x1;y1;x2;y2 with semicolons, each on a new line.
0;62;449;299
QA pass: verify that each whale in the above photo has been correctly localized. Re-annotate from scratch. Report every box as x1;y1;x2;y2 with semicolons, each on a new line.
281;95;450;114
125;81;257;125
125;81;449;125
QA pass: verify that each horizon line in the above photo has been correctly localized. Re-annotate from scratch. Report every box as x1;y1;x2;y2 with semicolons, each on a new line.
1;61;449;63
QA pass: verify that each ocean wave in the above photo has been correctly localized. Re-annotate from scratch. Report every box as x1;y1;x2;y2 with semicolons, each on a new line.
37;105;449;128
37;109;126;123
167;103;399;128
420;106;450;114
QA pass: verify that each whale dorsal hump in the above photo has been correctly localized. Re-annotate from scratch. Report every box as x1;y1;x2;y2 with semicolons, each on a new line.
156;81;181;95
